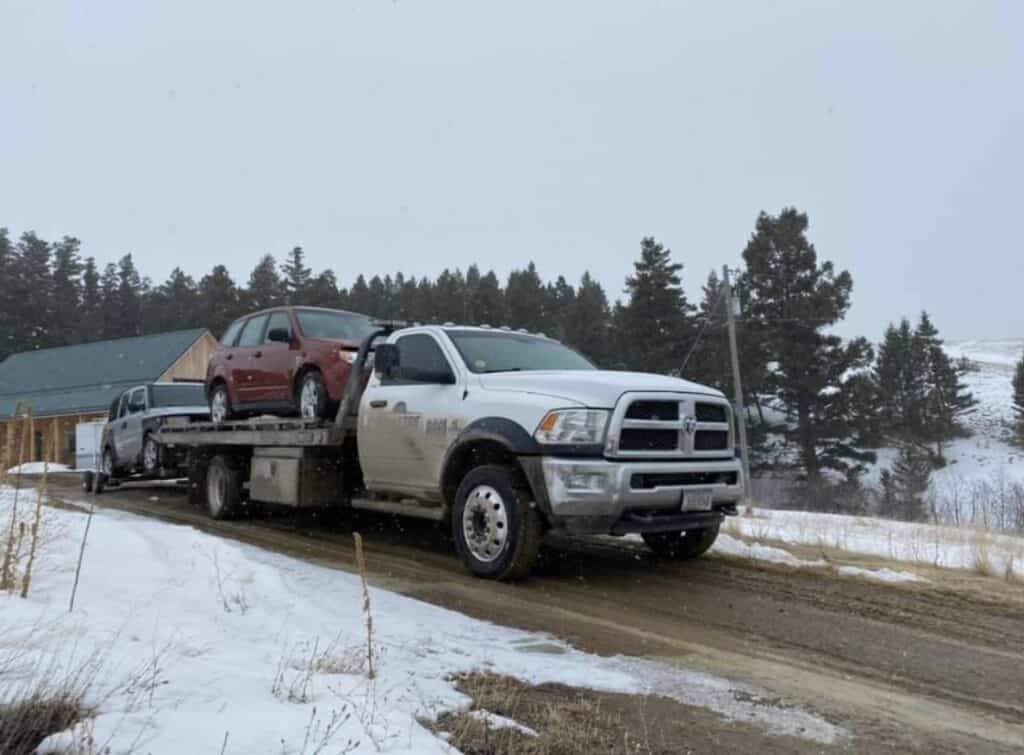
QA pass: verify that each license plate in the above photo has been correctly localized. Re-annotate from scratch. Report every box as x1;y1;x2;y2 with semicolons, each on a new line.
681;488;714;512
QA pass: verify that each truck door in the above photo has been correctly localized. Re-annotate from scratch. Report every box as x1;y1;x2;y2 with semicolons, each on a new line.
358;332;463;497
256;310;297;403
232;314;269;403
115;387;147;466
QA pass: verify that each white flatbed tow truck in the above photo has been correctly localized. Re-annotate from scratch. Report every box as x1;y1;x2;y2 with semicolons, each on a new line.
151;323;744;579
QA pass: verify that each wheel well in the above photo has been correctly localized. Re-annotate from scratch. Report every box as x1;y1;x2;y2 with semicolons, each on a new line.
441;439;522;507
208;377;227;401
293;364;322;398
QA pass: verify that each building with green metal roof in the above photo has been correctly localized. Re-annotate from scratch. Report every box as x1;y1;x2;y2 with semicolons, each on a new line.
0;329;216;466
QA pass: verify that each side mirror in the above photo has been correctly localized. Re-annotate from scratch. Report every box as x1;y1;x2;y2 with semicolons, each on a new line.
374;343;399;377
267;328;292;344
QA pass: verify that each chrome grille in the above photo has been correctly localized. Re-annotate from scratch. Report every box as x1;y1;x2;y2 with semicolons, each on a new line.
606;394;732;459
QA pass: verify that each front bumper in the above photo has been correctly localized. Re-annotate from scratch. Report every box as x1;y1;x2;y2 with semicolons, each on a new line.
527;456;743;535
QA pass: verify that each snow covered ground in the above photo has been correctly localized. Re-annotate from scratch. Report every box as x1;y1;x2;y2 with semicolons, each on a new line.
6;462;74;475
724;508;1024;579
0;487;845;754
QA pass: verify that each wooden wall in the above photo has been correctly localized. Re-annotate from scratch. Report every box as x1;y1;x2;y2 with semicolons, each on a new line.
0;412;106;470
160;332;218;383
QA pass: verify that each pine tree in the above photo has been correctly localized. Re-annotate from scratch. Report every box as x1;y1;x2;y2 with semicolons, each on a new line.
565;272;611;366
874;318;926;441
281;246;312;303
914;312;976;461
741;208;875;481
98;262;122;339
345;275;374;316
617;237;695;375
116;254;144;336
432;269;466;323
0;228;15;358
306;270;340;308
505;263;549;333
1012;352;1024;448
469;270;505;327
246;254;284;310
198;265;241;338
889;442;932;522
50;236;83;346
685;270;730;391
11;232;54;351
150;268;200;331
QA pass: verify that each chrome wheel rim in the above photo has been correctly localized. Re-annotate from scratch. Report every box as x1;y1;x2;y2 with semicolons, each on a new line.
300;379;320;419
101;450;113;476
143;439;158;470
211;390;228;423
207;464;226;516
462;484;509;563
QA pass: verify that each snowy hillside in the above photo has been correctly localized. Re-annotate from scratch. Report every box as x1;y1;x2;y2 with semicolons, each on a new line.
945;338;1023;439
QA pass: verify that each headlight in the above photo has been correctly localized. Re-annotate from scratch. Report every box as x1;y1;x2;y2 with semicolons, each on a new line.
534;409;610;445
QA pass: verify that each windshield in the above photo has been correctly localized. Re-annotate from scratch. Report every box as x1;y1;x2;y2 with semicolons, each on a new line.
446;330;595;374
150;384;206;408
295;310;376;342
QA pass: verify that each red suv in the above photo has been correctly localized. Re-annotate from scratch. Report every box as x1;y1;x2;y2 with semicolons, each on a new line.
206;306;377;422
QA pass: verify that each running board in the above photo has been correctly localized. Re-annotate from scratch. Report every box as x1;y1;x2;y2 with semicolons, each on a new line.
349;497;446;522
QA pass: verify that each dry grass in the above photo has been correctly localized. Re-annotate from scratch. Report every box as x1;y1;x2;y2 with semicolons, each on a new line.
429;673;664;755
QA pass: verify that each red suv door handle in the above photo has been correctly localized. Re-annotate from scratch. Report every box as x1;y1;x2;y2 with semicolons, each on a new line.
254;350;263;358
226;354;233;361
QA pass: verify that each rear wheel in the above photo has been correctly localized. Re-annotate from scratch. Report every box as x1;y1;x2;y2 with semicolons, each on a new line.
210;384;233;423
94;447;115;494
642;525;720;560
452;464;545;581
206;455;243;520
297;371;329;420
81;471;94;493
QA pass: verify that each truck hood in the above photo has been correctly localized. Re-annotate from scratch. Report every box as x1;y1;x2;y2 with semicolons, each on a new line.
476;370;724;408
146;406;210;420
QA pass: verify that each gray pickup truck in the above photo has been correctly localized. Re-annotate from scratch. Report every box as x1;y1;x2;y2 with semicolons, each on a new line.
86;382;209;492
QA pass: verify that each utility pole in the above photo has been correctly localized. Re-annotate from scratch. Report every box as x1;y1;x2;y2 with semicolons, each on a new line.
722;266;753;505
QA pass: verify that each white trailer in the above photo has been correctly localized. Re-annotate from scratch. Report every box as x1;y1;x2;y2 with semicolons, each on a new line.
75;420;106;471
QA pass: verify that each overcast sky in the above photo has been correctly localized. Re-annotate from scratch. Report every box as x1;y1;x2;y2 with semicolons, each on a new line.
2;1;1021;340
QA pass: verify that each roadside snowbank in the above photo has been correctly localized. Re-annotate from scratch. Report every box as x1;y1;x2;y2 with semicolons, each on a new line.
6;462;74;475
0;488;844;753
726;508;1024;578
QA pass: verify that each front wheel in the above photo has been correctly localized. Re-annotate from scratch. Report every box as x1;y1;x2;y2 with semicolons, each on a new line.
642;525;720;560
452;465;545;581
142;434;161;473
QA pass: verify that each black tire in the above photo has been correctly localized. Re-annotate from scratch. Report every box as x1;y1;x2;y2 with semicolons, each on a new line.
210;383;234;424
642;525;720;560
206;455;243;520
142;434;161;474
81;471;94;493
297;370;329;420
452;464;545;581
94;447;115;494
187;455;208;508
93;472;107;494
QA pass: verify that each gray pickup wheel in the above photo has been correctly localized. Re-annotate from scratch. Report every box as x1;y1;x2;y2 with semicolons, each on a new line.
142;434;161;473
452;464;544;581
206;455;243;520
642;525;720;560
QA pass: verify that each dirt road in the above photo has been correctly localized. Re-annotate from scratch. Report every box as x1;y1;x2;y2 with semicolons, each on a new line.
46;476;1024;753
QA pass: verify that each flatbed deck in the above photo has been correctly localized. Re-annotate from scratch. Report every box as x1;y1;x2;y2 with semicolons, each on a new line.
158;418;348;447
